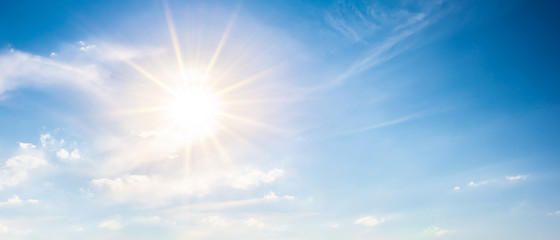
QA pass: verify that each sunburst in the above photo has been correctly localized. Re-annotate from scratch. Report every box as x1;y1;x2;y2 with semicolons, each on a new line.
107;1;286;166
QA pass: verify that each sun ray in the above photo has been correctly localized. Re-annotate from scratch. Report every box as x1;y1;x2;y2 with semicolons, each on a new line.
162;0;186;79
105;106;169;116
126;60;177;95
217;112;285;134
205;5;240;78
209;37;283;88
220;97;298;106
209;135;231;163
215;65;280;96
215;121;264;155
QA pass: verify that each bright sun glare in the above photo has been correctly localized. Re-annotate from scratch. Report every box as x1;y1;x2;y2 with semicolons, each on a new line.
113;2;283;150
166;86;221;138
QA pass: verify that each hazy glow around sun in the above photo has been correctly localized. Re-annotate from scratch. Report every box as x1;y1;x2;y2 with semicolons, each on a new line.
166;85;221;139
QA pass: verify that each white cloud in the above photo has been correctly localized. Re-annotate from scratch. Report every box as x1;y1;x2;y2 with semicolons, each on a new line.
202;216;227;226
80;45;97;52
548;210;560;216
424;226;455;237
0;224;13;234
0;222;29;235
50;52;56;57
132;130;158;138
325;11;362;42
0;195;39;207
56;149;69;159
468;180;488;187
70;149;81;160
453;186;460;191
0;195;21;206
78;41;96;52
0;154;48;190
98;220;123;230
79;188;94;198
283;195;295;200
506;175;528;181
341;113;424;135
245;218;264;229
0;49;103;100
263;191;294;201
0;224;10;234
90;174;210;206
40;134;53;147
18;142;35;150
230;168;284;189
91;174;153;198
129;216;163;225
264;191;278;200
355;216;384;227
56;148;82;161
316;2;450;90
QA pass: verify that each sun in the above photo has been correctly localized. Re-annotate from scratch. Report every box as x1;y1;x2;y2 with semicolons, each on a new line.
165;86;221;139
110;2;287;154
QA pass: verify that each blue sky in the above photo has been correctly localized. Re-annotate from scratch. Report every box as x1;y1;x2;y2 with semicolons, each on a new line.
1;0;560;239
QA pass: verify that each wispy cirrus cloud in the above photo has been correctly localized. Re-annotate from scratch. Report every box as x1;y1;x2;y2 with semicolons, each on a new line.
0;48;103;98
454;174;529;191
506;175;528;181
339;113;422;136
548;210;560;216
319;1;452;89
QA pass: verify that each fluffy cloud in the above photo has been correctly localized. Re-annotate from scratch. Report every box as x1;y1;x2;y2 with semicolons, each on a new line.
0;154;48;190
0;195;38;207
18;142;35;150
40;134;53;147
98;220;123;230
354;216;384;227
424;226;455;237
78;40;97;52
263;191;295;201
230;169;284;189
245;218;265;229
202;216;228;226
56;149;69;159
56;148;81;161
91;174;154;201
